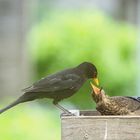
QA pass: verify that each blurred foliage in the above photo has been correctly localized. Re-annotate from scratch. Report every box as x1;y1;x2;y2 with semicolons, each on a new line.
0;103;61;140
28;10;137;109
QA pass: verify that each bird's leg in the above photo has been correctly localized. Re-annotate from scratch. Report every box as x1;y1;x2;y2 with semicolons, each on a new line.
55;103;71;114
53;101;74;116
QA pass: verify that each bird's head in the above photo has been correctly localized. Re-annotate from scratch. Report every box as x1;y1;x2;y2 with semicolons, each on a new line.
77;62;99;85
90;82;106;103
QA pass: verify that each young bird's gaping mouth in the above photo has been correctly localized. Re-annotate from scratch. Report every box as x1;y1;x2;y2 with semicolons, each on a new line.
90;82;101;95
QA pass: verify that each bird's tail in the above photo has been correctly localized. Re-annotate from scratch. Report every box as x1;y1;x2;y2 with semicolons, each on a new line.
0;92;35;114
0;99;21;114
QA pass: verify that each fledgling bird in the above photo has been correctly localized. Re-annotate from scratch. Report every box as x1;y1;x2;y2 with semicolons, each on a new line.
0;62;99;114
90;83;140;115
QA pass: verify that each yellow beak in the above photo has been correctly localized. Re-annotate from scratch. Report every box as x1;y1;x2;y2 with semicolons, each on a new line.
93;78;99;86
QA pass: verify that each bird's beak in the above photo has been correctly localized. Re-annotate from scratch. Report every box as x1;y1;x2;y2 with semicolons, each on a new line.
90;82;100;95
93;78;99;86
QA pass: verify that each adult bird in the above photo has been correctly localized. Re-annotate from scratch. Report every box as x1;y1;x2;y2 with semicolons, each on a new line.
90;83;140;115
0;62;99;114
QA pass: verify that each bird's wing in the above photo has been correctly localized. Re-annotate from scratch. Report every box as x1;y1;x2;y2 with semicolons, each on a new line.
22;73;81;93
112;96;140;111
125;96;140;103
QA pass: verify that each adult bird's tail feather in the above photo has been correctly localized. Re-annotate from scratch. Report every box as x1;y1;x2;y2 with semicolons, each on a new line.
0;99;21;114
0;92;35;114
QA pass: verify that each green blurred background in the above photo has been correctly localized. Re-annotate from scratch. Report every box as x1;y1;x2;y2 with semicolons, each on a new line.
0;0;140;140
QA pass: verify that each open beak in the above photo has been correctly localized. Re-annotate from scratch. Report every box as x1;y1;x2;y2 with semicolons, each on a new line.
93;78;99;86
90;82;100;95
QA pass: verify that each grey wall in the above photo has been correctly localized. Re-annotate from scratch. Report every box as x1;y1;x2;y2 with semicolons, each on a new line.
0;0;31;98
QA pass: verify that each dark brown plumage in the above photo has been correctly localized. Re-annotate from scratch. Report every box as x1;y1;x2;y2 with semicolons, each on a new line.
0;62;98;114
90;83;140;115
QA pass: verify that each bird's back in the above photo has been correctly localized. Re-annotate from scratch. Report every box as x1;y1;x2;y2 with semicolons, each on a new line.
110;96;140;112
21;67;86;101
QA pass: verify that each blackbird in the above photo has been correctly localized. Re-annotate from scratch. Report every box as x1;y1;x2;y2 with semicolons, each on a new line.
90;83;140;115
0;62;99;114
